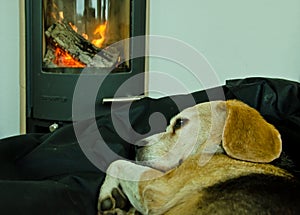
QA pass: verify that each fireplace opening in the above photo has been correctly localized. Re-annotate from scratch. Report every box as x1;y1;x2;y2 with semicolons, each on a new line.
26;0;147;133
42;0;131;73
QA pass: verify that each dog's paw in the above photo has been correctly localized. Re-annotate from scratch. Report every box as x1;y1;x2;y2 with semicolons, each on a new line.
98;181;134;215
98;208;142;215
99;186;129;211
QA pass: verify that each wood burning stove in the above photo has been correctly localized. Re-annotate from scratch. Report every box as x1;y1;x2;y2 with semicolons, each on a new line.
25;0;147;132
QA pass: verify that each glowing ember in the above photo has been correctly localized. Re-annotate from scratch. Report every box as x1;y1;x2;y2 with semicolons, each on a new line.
54;47;85;68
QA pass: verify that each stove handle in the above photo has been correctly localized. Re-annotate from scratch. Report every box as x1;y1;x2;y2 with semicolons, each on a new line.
102;96;145;104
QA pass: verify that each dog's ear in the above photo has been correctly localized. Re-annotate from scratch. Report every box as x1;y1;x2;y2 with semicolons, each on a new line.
222;100;282;163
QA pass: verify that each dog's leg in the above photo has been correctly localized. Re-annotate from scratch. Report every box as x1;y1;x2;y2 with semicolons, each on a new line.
98;160;163;214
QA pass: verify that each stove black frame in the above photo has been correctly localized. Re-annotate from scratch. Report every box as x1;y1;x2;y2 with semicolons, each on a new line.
25;0;147;132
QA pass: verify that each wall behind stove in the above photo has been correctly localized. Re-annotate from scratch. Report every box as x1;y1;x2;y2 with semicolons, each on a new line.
148;0;300;98
0;0;20;138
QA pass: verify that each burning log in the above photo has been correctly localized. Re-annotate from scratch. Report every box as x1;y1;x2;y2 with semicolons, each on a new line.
44;21;120;68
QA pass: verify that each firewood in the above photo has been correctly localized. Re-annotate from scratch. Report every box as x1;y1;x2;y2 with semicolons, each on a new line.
44;21;119;68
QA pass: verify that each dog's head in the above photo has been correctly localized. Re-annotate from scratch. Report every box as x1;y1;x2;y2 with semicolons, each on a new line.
136;100;282;171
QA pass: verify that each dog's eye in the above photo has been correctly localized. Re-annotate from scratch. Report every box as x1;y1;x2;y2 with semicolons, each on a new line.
173;118;189;131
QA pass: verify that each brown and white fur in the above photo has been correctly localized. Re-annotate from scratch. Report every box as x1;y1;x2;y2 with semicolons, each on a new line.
98;100;300;215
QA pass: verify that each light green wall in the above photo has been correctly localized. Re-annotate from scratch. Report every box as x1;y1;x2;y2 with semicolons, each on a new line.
149;0;300;97
0;0;20;138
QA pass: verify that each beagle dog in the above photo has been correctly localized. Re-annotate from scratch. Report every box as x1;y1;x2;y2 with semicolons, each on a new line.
98;100;300;215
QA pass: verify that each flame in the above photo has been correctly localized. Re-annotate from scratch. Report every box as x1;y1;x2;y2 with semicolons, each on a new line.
49;7;108;67
57;11;107;48
58;11;64;21
54;47;85;68
82;33;88;40
69;22;78;32
51;3;58;20
51;12;57;20
92;22;107;48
